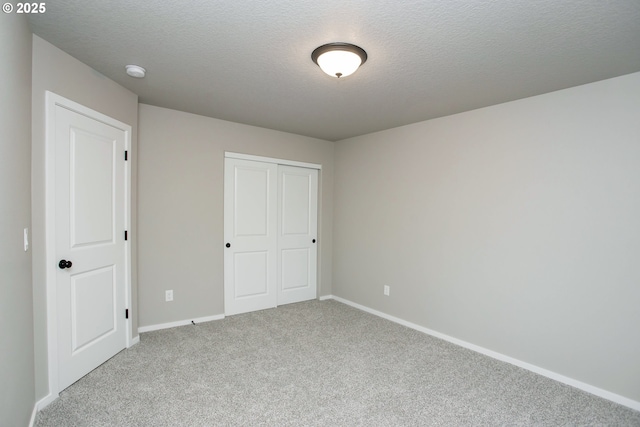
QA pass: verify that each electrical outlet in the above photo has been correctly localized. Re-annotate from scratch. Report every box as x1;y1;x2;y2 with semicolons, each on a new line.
165;290;173;302
384;285;390;296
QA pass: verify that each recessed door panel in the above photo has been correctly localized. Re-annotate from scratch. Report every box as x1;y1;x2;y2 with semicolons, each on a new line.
281;248;310;291
281;173;310;236
71;266;116;353
234;252;268;298
70;127;115;247
234;167;270;237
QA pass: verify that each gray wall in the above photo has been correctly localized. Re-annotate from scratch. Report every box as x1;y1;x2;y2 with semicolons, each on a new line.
0;13;35;427
137;104;334;327
333;72;640;402
31;36;139;400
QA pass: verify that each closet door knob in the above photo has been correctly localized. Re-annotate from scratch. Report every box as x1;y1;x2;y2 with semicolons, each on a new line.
225;243;231;248
312;239;316;243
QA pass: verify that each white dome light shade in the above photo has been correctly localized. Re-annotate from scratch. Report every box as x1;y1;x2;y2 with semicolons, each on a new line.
312;43;367;78
317;50;362;78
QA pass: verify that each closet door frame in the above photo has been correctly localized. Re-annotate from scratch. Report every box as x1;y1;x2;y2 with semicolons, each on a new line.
225;152;321;171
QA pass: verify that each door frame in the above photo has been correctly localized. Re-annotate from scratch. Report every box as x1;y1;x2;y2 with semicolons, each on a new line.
225;152;321;171
223;152;321;315
43;91;134;402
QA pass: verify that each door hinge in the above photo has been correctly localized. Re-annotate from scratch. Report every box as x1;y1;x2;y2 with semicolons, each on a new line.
125;308;129;319
124;230;128;241
124;150;128;161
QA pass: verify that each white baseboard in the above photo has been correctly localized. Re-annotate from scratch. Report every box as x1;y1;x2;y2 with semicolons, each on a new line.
138;313;225;333
28;402;38;427
33;390;58;416
325;295;640;412
31;331;141;422
30;316;224;423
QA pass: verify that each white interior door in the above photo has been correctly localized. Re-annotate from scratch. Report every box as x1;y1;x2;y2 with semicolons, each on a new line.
224;158;278;315
277;166;318;305
55;105;127;390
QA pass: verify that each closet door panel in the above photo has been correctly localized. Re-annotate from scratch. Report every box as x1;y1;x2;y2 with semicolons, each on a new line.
224;158;278;315
277;166;318;305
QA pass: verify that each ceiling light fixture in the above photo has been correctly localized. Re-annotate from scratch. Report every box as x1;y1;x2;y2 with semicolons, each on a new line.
311;43;367;78
125;64;146;78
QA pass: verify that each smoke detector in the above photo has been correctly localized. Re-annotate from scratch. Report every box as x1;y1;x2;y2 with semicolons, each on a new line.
125;65;146;78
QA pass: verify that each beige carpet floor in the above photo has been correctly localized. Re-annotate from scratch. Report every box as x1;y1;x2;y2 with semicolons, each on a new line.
35;300;640;426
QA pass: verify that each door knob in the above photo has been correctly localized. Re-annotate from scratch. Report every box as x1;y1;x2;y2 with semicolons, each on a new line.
226;243;231;248
58;260;72;269
312;239;316;243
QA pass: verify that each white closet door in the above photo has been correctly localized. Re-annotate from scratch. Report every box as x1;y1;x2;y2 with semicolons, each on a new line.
224;158;278;315
277;166;318;305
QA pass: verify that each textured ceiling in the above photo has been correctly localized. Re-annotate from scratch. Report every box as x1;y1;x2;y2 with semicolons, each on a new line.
28;0;640;141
